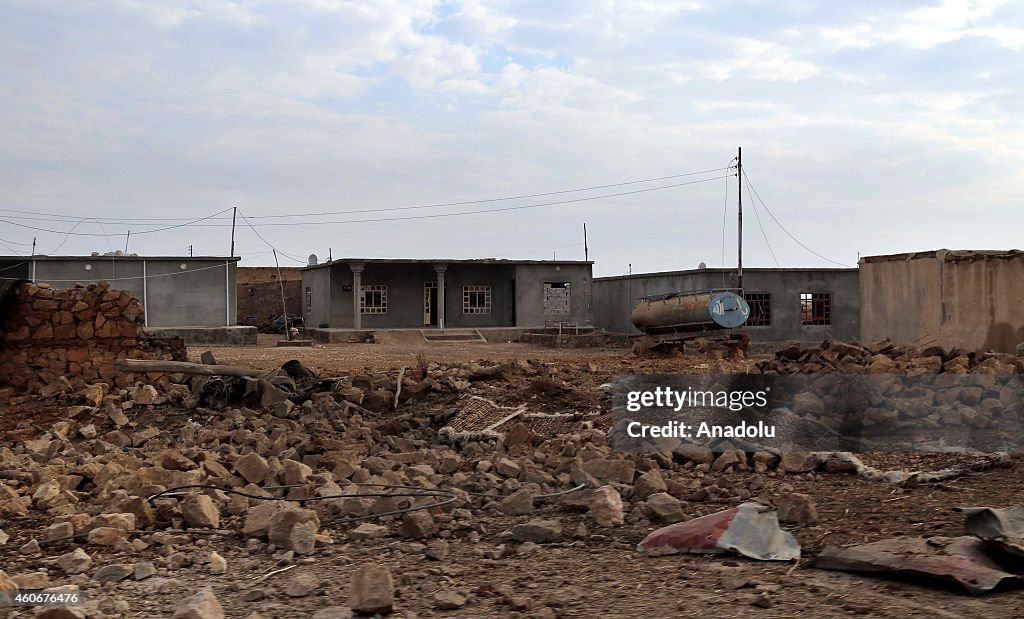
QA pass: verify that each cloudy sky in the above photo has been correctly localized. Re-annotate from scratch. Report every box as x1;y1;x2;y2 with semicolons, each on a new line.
1;0;1022;276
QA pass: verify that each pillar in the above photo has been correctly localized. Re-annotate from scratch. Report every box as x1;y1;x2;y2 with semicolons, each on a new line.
351;263;364;330
434;263;447;330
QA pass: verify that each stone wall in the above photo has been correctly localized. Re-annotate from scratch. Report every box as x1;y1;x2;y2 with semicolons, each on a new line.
237;266;303;331
0;281;186;392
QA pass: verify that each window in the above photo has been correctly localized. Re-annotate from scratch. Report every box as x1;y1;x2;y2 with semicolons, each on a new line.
744;293;771;326
463;285;491;314
800;292;831;325
360;285;387;314
305;287;312;313
543;282;571;314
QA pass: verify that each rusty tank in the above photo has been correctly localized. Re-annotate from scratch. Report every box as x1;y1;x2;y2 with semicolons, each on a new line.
630;289;750;335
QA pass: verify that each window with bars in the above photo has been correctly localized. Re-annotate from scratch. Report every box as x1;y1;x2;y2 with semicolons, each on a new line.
744;292;771;326
360;285;387;314
800;292;831;325
463;285;491;314
305;287;312;314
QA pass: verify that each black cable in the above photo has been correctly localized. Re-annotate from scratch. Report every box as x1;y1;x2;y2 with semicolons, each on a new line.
743;172;781;268
742;169;853;268
0;167;731;224
229;175;733;228
0;207;234;238
236;211;306;264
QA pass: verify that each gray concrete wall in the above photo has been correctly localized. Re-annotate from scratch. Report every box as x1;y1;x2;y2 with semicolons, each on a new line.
304;261;593;329
594;268;860;346
860;251;1024;353
303;267;333;328
30;258;236;328
514;263;593;327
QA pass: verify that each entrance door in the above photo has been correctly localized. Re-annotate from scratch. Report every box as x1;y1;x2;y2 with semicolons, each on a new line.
424;282;438;326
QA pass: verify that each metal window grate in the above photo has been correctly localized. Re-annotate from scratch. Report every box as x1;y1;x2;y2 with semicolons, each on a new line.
360;285;387;314
800;292;831;325
744;292;771;326
463;285;491;314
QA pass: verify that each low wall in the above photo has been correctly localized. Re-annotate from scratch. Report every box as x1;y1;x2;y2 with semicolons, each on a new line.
0;281;186;392
144;326;257;346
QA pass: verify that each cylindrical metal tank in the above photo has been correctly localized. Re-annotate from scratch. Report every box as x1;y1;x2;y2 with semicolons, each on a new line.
631;290;750;335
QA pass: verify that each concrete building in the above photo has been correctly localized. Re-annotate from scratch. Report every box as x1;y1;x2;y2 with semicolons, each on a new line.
302;258;593;331
860;249;1024;353
0;254;255;344
593;267;860;348
237;266;303;330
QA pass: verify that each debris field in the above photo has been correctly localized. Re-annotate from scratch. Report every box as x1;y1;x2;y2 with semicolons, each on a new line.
2;284;1024;617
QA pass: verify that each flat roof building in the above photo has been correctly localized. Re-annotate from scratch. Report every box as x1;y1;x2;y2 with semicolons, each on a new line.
302;258;593;330
594;266;860;349
0;254;253;344
860;249;1024;353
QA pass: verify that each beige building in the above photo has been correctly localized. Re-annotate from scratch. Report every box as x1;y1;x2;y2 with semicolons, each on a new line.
860;249;1024;353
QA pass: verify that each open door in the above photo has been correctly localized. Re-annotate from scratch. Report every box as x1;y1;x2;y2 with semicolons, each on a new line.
424;282;438;326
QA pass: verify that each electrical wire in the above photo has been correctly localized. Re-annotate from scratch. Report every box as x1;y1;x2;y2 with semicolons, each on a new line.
236;210;306;264
742;169;853;268
0;167;731;224
743;172;781;268
231;175;733;228
0;207;234;238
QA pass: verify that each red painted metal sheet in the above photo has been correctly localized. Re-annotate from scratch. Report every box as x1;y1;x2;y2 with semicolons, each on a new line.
637;502;801;561
813;536;1023;595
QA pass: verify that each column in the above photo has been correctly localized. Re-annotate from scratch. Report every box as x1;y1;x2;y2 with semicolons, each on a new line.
434;264;447;330
351;263;364;330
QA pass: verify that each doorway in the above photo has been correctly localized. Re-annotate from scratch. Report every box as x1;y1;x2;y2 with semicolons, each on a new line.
424;282;438;326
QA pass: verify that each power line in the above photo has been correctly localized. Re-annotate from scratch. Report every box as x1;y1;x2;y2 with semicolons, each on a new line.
743;172;780;268
224;175;734;228
236;210;306;265
0;208;234;238
0;174;731;235
742;169;853;268
0;236;33;247
0;167;731;224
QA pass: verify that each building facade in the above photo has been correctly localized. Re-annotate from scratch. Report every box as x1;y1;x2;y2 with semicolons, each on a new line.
593;267;860;347
0;254;240;328
302;258;593;329
860;249;1024;353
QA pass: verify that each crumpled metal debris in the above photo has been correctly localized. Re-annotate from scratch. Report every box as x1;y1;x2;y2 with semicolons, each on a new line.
636;501;800;561
813;536;1023;594
956;505;1024;560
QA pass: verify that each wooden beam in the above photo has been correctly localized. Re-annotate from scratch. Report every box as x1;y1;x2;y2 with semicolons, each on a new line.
115;359;265;378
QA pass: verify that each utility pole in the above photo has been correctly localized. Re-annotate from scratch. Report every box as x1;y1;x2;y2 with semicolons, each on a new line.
230;206;237;257
583;222;589;261
273;249;290;341
189;245;193;257
124;230;131;254
737;146;743;292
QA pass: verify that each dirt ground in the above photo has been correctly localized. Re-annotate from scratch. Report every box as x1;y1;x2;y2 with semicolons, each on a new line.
3;339;1023;618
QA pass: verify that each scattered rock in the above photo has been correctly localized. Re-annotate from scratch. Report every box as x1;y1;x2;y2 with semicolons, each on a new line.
776;492;818;525
511;519;562;543
348;563;394;614
587;486;624;526
433;590;468;610
172;587;224;619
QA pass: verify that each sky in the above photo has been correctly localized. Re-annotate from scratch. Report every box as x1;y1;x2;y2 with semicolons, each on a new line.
1;0;1022;277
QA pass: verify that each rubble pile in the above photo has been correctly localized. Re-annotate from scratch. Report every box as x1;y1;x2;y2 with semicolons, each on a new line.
0;355;876;616
0;281;185;393
758;338;1024;375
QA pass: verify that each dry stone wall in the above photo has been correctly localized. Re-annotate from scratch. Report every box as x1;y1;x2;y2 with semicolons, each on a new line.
0;281;185;392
